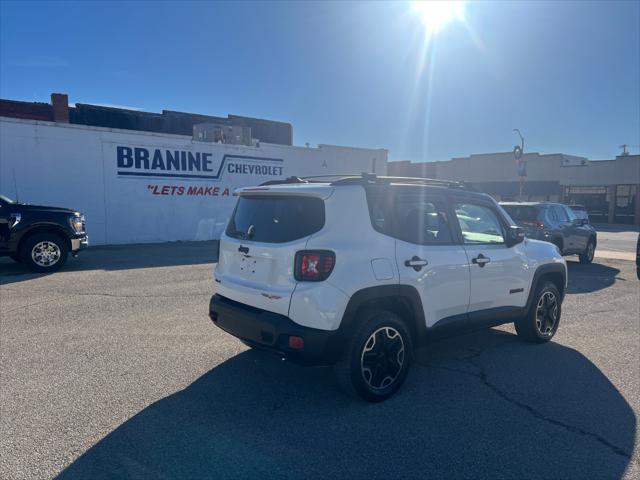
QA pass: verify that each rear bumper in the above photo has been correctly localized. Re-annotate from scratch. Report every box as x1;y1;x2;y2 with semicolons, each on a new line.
209;294;343;366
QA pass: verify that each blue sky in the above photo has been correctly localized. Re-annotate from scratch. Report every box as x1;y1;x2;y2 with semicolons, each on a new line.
1;1;638;161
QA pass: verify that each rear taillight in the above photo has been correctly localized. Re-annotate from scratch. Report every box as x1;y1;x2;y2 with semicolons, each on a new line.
294;250;335;282
523;220;545;228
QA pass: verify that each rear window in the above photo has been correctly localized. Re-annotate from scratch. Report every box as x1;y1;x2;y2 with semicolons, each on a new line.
226;195;325;243
501;205;540;221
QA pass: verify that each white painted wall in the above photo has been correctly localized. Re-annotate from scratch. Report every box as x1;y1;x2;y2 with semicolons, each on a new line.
0;117;387;245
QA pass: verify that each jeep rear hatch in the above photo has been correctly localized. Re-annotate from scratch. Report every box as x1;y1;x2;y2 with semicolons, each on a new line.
215;188;331;316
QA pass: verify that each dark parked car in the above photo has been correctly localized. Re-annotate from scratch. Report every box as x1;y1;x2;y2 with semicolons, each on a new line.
500;202;597;263
0;194;88;272
569;204;590;223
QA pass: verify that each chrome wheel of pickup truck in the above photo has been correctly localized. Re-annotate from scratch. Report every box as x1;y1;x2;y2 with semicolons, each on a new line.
32;241;62;267
21;233;69;273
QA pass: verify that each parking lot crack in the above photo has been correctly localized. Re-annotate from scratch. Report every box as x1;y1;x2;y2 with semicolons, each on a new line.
0;287;208;299
2;300;48;315
430;356;632;460
71;292;209;299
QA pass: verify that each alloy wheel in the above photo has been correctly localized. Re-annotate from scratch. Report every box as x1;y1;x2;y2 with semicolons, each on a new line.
31;241;61;267
360;326;405;390
536;291;558;336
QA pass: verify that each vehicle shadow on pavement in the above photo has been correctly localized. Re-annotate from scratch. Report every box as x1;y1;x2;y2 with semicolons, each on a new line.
566;260;622;294
57;329;635;480
0;241;218;285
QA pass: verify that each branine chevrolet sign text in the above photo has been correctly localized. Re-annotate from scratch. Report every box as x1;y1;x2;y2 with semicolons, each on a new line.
116;146;284;180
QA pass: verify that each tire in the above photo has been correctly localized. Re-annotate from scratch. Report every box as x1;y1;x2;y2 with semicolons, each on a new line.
20;233;69;273
579;238;596;264
515;281;562;343
334;310;412;402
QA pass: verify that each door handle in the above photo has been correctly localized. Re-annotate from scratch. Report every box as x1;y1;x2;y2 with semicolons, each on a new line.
471;254;491;267
404;256;428;272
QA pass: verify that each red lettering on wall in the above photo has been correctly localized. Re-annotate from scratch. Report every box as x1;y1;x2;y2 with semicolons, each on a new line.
146;184;235;197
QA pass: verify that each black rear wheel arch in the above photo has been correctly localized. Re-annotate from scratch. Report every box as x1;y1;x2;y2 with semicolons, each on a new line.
337;285;426;350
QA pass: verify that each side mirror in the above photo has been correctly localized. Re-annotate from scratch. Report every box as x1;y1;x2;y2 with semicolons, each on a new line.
506;226;525;247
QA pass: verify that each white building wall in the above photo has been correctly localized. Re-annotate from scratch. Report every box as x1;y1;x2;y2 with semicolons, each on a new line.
0;117;387;245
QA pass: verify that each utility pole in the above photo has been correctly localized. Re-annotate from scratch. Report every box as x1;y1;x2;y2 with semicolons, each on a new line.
513;129;525;201
618;144;630;156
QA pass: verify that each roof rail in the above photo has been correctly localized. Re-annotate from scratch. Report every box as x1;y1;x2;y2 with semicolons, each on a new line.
259;172;467;189
259;176;307;186
330;173;466;188
259;174;363;186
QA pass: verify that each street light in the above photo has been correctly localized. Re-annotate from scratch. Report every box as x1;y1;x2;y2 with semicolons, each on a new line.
513;129;525;200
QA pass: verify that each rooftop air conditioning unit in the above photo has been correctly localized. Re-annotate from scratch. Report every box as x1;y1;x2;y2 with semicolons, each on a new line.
193;123;252;146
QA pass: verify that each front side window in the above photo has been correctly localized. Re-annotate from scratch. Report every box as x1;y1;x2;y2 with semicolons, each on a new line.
455;203;505;244
563;206;578;222
553;205;569;222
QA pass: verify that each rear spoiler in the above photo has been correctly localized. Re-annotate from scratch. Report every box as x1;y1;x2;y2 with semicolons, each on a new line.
234;185;334;199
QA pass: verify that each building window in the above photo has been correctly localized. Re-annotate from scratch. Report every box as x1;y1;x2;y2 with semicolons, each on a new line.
615;185;638;224
563;185;610;223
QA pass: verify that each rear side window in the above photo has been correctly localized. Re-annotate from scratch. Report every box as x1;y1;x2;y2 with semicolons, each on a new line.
394;196;454;245
501;205;540;221
226;195;324;243
365;186;454;245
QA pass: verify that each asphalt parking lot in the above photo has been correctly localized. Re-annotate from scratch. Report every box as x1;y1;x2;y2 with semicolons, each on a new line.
1;241;639;479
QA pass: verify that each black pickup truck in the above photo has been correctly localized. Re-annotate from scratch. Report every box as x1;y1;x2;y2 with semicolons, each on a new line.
0;194;88;272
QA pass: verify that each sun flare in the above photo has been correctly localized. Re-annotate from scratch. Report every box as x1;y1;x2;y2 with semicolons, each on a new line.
411;0;464;34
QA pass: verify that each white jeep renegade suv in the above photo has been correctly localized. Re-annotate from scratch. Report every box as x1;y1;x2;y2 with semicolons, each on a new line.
209;174;567;402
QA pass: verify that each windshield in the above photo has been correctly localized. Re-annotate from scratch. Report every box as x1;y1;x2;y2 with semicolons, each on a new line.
0;194;15;204
226;195;325;243
501;205;540;221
